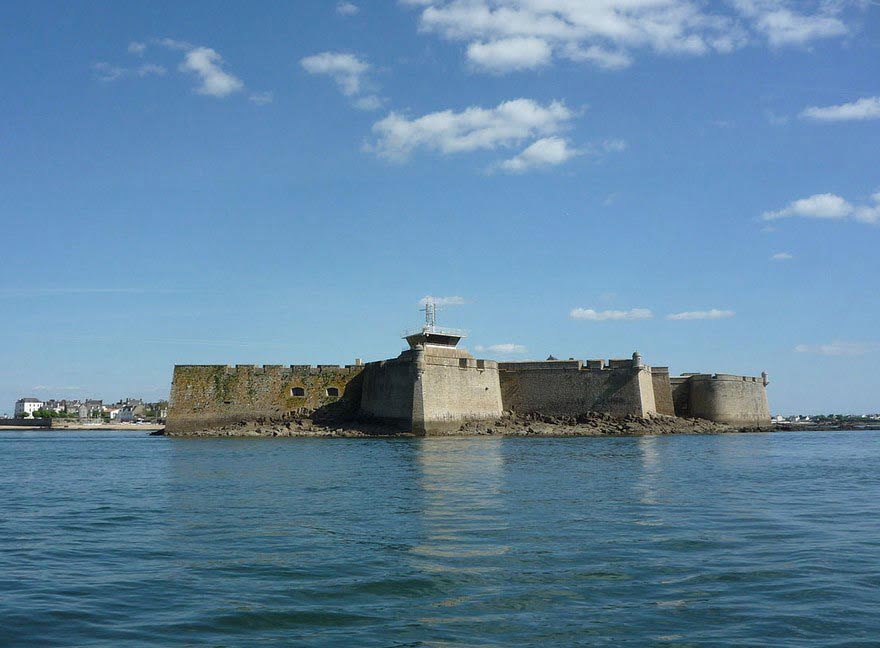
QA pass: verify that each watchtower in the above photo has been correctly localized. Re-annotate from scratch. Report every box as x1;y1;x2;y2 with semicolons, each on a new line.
403;299;467;348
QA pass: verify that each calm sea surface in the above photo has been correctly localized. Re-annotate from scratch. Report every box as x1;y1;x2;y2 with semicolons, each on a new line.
1;430;879;647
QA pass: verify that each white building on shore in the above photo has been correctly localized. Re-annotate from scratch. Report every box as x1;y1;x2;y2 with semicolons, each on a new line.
14;398;44;417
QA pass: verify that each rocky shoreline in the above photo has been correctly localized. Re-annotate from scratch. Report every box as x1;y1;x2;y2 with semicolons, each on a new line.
161;411;767;438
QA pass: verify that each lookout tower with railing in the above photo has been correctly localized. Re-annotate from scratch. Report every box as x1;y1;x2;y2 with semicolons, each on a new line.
403;300;467;349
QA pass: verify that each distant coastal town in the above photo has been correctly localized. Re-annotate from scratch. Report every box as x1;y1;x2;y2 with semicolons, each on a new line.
5;396;168;424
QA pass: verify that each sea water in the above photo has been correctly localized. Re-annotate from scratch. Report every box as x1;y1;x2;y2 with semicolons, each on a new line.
1;430;878;646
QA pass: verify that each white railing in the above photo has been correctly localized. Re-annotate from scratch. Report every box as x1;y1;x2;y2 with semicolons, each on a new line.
402;324;468;338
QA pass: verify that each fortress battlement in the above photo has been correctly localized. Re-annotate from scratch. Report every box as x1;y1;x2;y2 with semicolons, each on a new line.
686;373;765;383
174;363;364;376
165;308;771;435
498;357;647;372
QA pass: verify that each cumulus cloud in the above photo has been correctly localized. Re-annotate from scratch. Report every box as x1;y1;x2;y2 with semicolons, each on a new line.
762;191;880;225
771;252;793;260
467;37;552;73
763;193;853;220
734;0;847;46
369;98;574;162
498;136;579;172
561;44;633;69
570;307;653;321
419;295;466;306
128;41;147;55
795;341;880;356
800;97;880;122
401;0;857;73
301;52;370;96
474;343;528;354
179;46;244;97
666;309;735;320
301;52;382;110
337;2;360;16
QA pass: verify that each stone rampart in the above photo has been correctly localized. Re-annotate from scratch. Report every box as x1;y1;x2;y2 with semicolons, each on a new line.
670;376;691;418
166;364;364;435
414;346;504;434
651;367;676;417
497;358;656;418
686;373;771;427
360;345;504;434
360;354;416;429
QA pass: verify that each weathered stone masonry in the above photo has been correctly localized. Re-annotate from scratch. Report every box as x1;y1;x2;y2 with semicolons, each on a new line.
166;327;771;435
168;364;364;435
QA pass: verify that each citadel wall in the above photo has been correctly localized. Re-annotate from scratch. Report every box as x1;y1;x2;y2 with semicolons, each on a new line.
651;367;676;417
497;359;657;418
164;350;771;434
360;345;504;434
670;376;692;418
166;364;363;435
686;374;771;427
359;354;416;429
413;345;504;434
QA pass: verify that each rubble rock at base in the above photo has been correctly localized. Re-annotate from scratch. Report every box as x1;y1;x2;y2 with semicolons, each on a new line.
172;411;763;438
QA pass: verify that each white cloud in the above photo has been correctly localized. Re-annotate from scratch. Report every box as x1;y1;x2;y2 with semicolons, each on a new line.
570;307;653;321
467;37;552;73
474;343;528;354
128;41;147;55
156;38;191;50
419;295;466;306
795;341;880;356
92;62;127;82
594;138;627;153
762;193;853;220
771;252;793;260
762;191;880;226
179;46;244;97
498;136;579;172
855;193;880;225
301;52;370;96
801;97;880;122
337;2;360;16
561;44;633;69
353;94;384;111
402;0;857;73
666;309;735;320
301;52;382;110
734;0;847;46
370;98;574;161
249;91;274;105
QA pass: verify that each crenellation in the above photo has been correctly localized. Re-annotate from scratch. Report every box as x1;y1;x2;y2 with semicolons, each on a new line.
165;319;771;435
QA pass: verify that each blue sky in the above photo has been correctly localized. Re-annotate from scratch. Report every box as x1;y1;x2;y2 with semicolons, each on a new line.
1;0;878;415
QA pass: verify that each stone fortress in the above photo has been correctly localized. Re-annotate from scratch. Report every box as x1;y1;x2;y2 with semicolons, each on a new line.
166;303;771;435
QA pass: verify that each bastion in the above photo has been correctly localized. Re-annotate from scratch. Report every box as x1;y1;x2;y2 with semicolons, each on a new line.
165;309;771;435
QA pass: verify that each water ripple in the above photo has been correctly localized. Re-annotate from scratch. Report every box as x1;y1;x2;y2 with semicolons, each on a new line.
0;430;879;646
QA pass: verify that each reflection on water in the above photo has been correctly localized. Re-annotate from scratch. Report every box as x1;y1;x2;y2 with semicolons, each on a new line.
2;431;880;646
411;437;509;566
410;438;509;631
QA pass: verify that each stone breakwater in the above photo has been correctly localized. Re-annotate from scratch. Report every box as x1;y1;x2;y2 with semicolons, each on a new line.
161;411;757;438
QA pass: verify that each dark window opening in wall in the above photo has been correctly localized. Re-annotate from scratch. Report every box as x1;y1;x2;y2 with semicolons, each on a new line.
326;387;340;397
291;387;305;397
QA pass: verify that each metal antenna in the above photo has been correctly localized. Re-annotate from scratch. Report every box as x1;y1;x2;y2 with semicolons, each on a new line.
420;300;437;329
